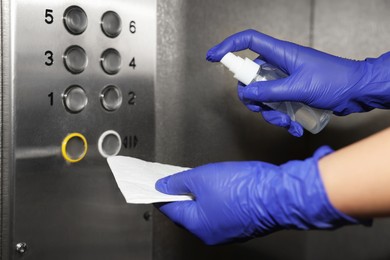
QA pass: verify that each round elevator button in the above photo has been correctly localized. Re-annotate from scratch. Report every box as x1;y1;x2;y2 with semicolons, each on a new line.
100;48;121;75
98;130;121;158
100;85;122;111
63;85;88;113
63;6;88;35
62;133;88;163
101;11;122;38
63;46;88;74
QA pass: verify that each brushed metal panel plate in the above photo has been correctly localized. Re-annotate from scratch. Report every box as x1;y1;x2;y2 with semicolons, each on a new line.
9;0;156;259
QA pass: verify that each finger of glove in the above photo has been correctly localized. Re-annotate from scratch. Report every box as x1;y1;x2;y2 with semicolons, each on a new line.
158;201;198;227
238;85;273;112
253;56;267;66
155;170;194;196
262;110;304;137
288;121;304;137
246;104;261;112
242;100;270;113
238;84;266;104
242;77;304;104
206;29;296;72
237;83;246;101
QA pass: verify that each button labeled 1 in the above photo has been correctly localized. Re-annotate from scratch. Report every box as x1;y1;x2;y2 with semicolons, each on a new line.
63;85;88;113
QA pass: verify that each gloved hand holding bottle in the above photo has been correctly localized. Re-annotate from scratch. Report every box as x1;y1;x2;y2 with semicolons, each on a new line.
206;30;390;137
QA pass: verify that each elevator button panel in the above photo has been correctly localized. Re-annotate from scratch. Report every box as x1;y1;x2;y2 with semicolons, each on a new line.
13;0;156;162
12;0;156;258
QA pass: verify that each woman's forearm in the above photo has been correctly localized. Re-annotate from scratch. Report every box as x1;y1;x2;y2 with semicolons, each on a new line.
319;127;390;218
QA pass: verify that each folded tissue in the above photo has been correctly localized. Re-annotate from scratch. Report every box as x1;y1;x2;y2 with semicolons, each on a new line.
107;156;193;204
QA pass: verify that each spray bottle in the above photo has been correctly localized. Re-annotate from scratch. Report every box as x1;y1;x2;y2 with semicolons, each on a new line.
221;52;331;134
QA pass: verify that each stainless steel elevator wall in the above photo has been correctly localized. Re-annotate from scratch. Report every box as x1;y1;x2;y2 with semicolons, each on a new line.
155;0;310;259
155;0;390;259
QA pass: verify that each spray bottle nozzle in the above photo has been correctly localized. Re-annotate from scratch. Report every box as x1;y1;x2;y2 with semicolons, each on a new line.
220;52;260;85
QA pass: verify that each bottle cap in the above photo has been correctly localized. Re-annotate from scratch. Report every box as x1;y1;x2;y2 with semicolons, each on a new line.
220;52;260;85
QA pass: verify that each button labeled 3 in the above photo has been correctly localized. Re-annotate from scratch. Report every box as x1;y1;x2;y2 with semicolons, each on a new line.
63;45;88;74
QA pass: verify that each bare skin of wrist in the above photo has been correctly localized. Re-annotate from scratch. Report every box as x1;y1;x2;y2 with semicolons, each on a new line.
319;127;390;218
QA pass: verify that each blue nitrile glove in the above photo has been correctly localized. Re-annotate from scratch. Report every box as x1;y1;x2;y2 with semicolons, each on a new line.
155;146;370;245
207;29;390;136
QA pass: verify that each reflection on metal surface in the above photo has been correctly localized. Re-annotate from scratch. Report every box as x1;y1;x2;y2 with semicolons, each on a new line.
15;147;60;160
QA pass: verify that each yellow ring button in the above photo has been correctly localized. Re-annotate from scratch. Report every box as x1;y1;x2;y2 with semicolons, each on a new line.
62;133;88;163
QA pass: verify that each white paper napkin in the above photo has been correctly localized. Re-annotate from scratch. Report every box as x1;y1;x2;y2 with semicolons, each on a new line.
107;156;193;204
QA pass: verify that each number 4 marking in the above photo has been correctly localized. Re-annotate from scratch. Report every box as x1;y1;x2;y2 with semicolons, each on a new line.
129;57;136;69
